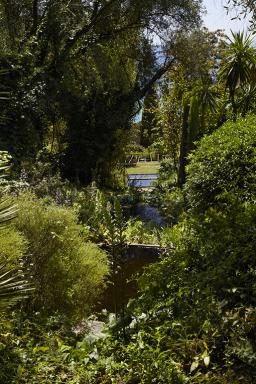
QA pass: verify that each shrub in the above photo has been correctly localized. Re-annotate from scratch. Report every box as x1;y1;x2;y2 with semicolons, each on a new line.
0;227;27;269
185;115;256;212
160;188;185;225
106;117;256;382
15;193;109;318
158;157;177;183
0;311;92;384
125;219;160;244
150;158;184;225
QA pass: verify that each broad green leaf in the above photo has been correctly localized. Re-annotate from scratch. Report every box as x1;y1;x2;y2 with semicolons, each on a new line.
204;355;210;367
190;360;199;373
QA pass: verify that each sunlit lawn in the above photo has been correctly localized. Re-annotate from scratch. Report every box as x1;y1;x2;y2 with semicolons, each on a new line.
127;161;160;175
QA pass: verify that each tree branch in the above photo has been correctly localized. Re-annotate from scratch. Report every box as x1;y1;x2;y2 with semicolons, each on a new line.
136;59;175;101
91;0;100;21
59;0;118;62
126;59;175;119
31;0;38;35
75;22;141;57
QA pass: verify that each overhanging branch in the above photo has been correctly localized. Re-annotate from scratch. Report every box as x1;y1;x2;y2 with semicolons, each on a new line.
135;58;175;101
59;0;119;63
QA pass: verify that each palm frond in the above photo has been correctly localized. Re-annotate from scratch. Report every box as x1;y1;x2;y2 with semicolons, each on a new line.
220;31;256;93
0;152;34;310
0;266;33;310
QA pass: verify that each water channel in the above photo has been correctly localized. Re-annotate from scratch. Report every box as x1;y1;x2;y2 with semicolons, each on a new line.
95;171;165;312
128;173;159;188
97;244;163;312
98;172;166;312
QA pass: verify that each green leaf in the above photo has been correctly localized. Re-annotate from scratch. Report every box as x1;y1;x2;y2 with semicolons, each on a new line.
0;342;6;350
204;355;210;367
33;346;49;353
190;360;199;373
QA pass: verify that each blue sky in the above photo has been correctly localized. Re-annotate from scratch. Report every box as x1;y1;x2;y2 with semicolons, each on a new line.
203;0;251;35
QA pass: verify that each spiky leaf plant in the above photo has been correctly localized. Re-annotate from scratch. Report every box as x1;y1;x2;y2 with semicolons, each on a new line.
0;152;33;310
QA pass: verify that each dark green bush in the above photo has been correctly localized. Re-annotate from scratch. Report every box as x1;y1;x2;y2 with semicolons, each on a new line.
102;117;256;382
0;312;93;384
185;115;256;212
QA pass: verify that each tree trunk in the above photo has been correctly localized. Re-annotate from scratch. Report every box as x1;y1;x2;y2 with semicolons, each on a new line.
177;104;190;188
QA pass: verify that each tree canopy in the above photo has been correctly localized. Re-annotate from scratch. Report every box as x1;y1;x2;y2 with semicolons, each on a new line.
0;0;202;185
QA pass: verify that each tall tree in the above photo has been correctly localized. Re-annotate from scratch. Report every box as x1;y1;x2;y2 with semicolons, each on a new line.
226;0;256;28
0;0;203;185
158;28;225;185
140;85;160;148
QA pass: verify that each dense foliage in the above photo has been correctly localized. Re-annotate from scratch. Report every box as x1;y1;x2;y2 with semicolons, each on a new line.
82;115;256;383
185;114;256;212
14;193;109;318
0;0;202;186
2;111;255;384
0;152;33;310
0;1;256;383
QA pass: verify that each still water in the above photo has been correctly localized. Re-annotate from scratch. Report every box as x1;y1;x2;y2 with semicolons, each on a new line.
97;245;161;312
128;174;159;188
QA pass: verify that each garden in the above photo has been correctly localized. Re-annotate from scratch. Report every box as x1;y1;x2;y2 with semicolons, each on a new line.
0;1;256;383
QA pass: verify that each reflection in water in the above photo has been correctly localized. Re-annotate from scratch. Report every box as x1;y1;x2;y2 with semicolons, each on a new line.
128;174;159;188
136;204;165;226
97;245;162;312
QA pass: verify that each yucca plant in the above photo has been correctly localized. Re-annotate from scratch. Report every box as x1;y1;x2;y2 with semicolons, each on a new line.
220;31;256;115
0;264;33;310
0;152;33;310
